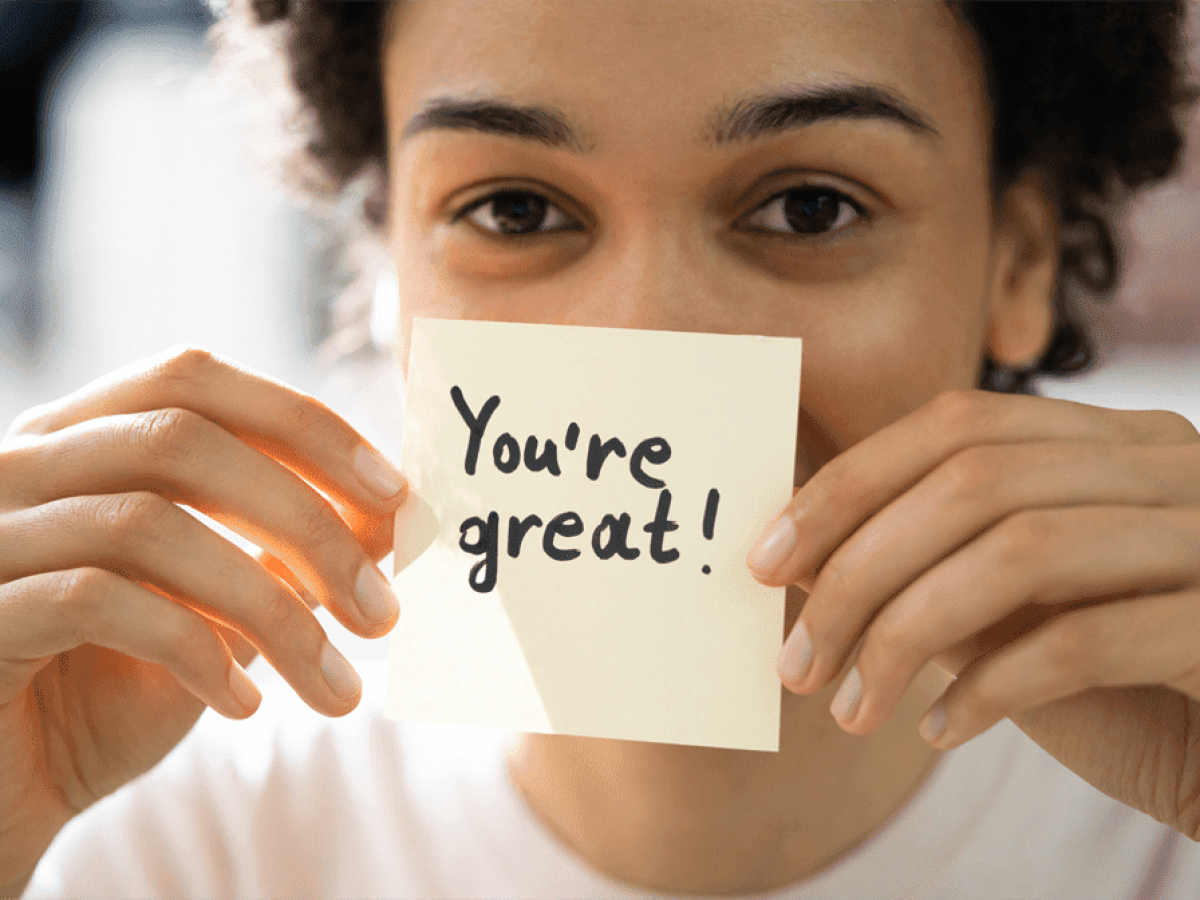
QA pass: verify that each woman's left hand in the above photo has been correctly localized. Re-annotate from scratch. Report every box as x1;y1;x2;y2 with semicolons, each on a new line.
749;388;1200;840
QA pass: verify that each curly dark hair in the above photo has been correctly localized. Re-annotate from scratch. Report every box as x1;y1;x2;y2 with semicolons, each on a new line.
222;0;1196;394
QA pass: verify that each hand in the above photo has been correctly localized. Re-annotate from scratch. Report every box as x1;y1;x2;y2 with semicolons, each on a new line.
748;388;1200;839
0;347;407;888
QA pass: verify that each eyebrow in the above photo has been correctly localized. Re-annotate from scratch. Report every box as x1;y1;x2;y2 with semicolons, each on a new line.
400;83;940;152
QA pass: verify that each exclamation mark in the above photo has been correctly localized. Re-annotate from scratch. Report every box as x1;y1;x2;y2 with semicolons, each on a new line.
701;488;719;574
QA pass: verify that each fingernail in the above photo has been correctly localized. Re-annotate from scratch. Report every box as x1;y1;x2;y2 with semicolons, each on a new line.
356;562;399;625
320;642;362;701
919;704;947;744
227;661;261;714
747;516;796;575
830;667;863;722
777;620;813;686
353;444;407;502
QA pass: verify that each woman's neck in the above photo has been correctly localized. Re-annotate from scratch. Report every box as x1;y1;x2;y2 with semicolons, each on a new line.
506;659;949;896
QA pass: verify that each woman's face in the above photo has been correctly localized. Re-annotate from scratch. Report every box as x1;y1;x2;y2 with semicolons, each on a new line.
381;0;1052;481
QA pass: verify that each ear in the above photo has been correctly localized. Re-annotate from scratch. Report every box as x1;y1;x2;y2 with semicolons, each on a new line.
985;169;1059;369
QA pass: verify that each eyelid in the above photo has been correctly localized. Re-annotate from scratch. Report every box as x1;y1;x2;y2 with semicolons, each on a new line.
736;183;868;239
448;178;871;239
449;185;584;236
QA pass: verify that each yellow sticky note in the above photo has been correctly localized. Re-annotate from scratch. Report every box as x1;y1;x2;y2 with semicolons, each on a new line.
386;319;801;751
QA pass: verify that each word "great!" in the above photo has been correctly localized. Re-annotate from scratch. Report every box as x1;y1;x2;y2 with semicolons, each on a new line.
451;387;719;593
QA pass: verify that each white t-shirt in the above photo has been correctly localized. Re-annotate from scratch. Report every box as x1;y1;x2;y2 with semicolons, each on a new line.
22;657;1200;900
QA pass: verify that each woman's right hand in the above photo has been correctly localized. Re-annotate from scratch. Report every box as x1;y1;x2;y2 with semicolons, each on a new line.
0;347;407;893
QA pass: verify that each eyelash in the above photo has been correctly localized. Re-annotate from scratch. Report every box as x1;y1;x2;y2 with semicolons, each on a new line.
450;184;867;240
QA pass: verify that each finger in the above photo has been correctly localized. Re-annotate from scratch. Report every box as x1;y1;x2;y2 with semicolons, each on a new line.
2;409;400;636
747;389;1198;590
212;549;305;674
0;568;260;720
0;493;364;715
789;442;1200;694
5;346;408;515
821;506;1200;733
914;589;1200;750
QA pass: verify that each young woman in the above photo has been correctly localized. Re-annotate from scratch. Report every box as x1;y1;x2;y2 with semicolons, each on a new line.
5;1;1200;897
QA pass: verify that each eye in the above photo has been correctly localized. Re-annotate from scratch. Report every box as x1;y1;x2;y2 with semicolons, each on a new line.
453;189;579;236
740;185;864;237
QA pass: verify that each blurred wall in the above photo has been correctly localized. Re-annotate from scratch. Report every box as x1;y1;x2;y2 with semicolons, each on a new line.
0;0;336;430
1115;0;1200;350
1036;1;1200;420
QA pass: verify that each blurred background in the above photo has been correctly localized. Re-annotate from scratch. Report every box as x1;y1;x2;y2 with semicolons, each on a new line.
1;1;1199;659
3;1;289;410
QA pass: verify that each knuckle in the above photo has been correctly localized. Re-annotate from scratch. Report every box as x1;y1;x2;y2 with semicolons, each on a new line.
297;501;350;557
248;584;310;648
51;567;112;621
156;615;205;670
158;615;223;675
867;614;912;665
813;454;866;514
130;407;209;465
814;548;857;600
278;393;327;442
966;675;1008;724
282;395;361;466
992;510;1052;568
6;401;56;438
154;345;219;387
1121;408;1197;444
1038;618;1095;678
873;602;936;675
94;491;174;545
930;388;988;431
939;446;1002;507
1150;409;1198;442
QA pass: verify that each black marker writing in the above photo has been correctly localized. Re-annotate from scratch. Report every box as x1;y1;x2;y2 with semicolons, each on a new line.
507;514;543;557
460;512;499;593
450;387;718;593
493;432;520;473
544;512;584;561
592;513;640;560
629;438;671;489
451;386;499;476
643;489;680;563
586;435;626;480
524;436;562;475
701;488;719;574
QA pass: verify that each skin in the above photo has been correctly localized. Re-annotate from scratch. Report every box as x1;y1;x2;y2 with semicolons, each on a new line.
0;350;407;897
0;1;1198;897
381;0;1200;893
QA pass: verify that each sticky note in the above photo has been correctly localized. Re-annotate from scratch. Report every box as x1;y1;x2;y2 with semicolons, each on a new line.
386;319;801;751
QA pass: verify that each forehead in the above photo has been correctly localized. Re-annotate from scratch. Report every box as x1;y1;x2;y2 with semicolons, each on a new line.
382;0;987;154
